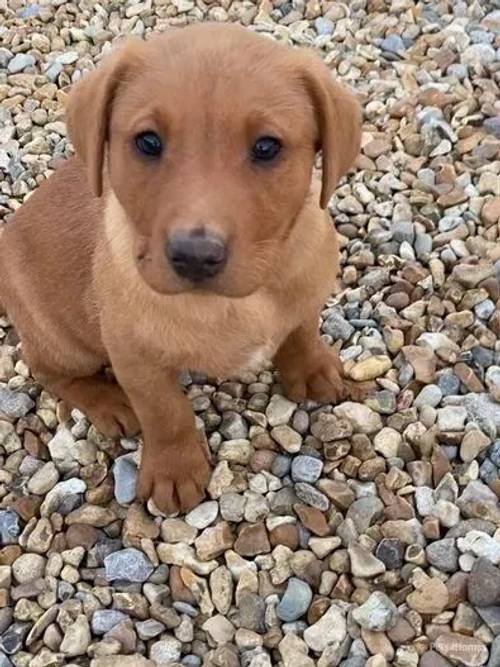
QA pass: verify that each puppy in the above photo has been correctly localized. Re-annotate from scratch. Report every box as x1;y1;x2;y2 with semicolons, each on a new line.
0;23;365;514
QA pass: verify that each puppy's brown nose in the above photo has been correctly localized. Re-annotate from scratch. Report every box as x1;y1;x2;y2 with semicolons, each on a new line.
167;229;227;283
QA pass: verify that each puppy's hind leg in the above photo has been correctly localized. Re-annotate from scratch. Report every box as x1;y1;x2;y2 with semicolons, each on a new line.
24;344;140;439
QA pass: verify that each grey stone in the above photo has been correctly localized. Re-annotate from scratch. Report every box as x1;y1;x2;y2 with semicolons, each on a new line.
150;637;182;664
219;411;248;439
376;538;403;569
104;548;154;583
0;512;20;546
487;635;500;667
468;558;500;607
465;394;500;439
7;54;35;73
0;623;31;655
315;17;334;35
291;456;323;484
346;497;384;534
91;610;128;635
295;483;329;511
136;619;165;640
484;117;500;138
186;501;219;529
276;578;313;622
414;384;442;408
239;593;266;633
112;454;137;505
438;372;461;397
426;538;458;573
322;312;354;341
352;591;399;631
380;34;406;55
0;388;34;419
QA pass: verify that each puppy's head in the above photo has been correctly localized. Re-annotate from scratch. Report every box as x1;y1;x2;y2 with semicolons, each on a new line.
67;24;361;297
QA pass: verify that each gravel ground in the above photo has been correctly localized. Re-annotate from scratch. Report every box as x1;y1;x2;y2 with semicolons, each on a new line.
1;0;500;665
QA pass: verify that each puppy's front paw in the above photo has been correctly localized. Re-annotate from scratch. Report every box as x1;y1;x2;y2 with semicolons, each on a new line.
138;439;212;515
281;348;373;404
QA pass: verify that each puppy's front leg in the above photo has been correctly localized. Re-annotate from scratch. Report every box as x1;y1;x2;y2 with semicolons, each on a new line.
274;317;371;404
108;348;211;514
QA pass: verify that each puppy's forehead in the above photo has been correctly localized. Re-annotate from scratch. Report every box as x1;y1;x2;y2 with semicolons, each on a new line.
116;28;311;126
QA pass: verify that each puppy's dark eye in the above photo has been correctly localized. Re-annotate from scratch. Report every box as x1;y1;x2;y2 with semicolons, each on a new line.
251;136;282;162
135;131;163;157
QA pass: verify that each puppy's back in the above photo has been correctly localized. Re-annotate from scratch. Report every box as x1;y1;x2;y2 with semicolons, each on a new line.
0;157;104;359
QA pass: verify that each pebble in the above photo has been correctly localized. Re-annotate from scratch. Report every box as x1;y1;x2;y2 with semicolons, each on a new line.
186;501;219;529
468;558;500;607
303;604;347;653
291;455;323;483
150;637;182;664
266;395;296;427
104;548;154;583
0;512;20;545
0;388;34;419
276;577;313;622
60;615;91;657
352;591;399;631
112;454;138;504
333;403;382;434
7;54;36;74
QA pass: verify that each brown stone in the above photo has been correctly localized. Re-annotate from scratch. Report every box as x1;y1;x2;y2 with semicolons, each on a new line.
234;523;270;557
0;546;21;566
250;450;276;473
307;597;331;625
23;431;48;459
122;505;160;547
269;524;299;550
317;480;355;511
402;346;436;383
407;578;449;615
387;617;416;645
432;446;452;486
11;496;41;522
454;363;484;393
66;524;99;550
294;504;329;536
170;565;196;604
195;522;234;561
420;651;455;667
481;196;500;226
434;633;488;667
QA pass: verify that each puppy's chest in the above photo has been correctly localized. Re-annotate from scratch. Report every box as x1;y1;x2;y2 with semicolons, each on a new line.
160;293;290;375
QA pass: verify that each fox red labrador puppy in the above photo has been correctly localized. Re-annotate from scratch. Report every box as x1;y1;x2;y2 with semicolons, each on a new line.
0;23;364;514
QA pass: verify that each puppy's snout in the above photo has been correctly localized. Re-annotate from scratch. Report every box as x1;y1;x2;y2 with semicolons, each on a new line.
166;229;227;283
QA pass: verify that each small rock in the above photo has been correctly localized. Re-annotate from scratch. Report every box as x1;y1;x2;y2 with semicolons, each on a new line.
468;558;500;607
150;637;182;664
303;603;347;653
266;395;296;427
0;388;34;419
104;548;154;583
112;454;137;504
276;577;312;622
352;591;399;631
434;633;488;667
60;614;91;657
291;456;323;483
334;403;382;434
186;501;219;529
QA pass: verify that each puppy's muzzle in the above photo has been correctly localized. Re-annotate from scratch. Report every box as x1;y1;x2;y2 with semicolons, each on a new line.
166;228;227;283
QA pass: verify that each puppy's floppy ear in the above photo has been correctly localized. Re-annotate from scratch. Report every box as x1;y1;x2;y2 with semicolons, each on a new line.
301;55;362;209
66;38;141;197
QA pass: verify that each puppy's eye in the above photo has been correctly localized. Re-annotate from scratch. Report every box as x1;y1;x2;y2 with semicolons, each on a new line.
135;131;163;157
251;136;282;162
